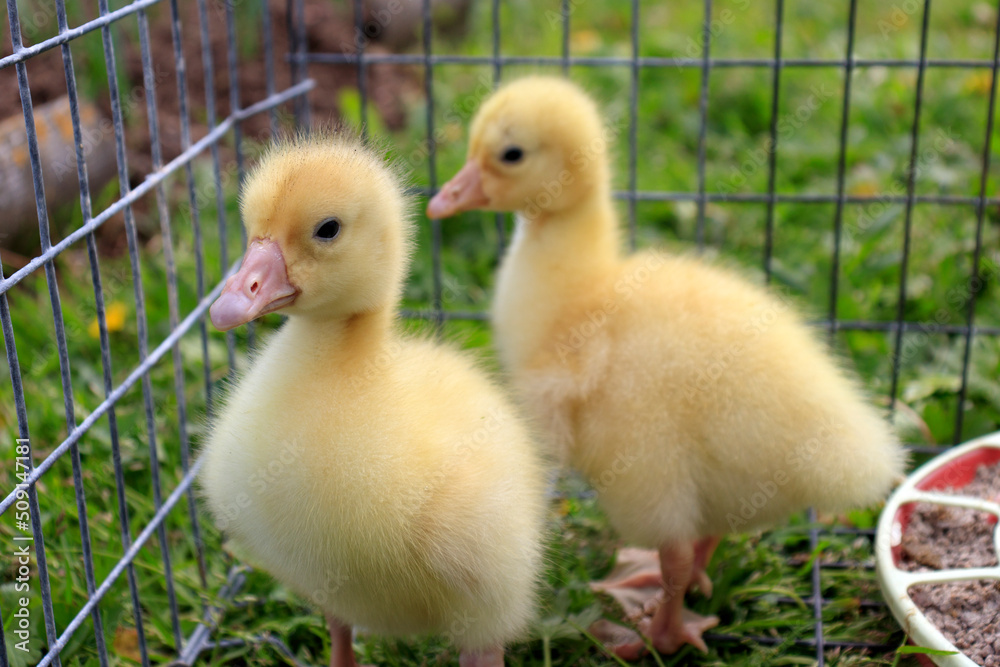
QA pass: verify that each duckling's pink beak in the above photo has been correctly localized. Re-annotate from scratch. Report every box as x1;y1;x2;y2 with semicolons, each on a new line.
210;238;299;331
426;161;489;218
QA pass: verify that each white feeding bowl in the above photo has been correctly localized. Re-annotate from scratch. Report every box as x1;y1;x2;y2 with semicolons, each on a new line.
876;430;1000;666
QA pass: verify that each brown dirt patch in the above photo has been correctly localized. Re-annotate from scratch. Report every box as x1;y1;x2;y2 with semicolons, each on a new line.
1;0;419;179
900;461;1000;666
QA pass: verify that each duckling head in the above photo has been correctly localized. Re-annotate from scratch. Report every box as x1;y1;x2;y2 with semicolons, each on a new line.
210;132;412;331
427;76;611;221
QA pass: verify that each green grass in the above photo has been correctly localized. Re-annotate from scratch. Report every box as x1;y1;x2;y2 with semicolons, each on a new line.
3;0;1000;665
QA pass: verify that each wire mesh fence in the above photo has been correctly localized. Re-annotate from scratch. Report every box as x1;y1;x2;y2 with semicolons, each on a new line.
1;0;998;665
0;0;312;665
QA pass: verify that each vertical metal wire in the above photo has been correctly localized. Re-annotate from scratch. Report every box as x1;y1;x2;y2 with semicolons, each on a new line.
287;0;302;123
628;0;639;250
225;0;246;227
695;0;712;249
83;187;154;663
889;0;933;418
129;9;187;651
4;3;64;663
225;0;253;351
87;180;149;667
763;0;785;282
354;0;369;134
261;0;280;134
828;0;859;341
51;1;111;663
84;219;152;665
491;0;505;254
81;12;154;660
196;0;237;372
807;507;825;665
293;0;310;127
0;289;53;667
95;1;166;660
166;0;210;592
561;0;570;74
954;7;1000;443
423;0;444;333
176;3;213;417
491;0;501;84
809;4;860;661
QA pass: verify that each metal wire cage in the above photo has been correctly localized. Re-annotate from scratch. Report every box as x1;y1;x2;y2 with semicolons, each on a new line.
1;0;998;665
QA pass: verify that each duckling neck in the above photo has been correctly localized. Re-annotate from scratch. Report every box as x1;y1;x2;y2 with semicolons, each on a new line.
493;190;623;371
280;307;395;368
529;195;620;266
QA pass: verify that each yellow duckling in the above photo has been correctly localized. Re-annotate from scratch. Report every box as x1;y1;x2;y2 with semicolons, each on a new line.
428;76;905;657
200;132;547;667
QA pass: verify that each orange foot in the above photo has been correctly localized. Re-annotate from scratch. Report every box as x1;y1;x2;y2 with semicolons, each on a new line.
641;605;719;654
590;540;720;659
608;607;720;659
691;536;721;598
326;614;360;667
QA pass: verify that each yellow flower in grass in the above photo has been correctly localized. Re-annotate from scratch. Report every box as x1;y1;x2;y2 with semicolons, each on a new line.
849;182;880;198
557;498;572;517
964;71;993;96
88;301;127;339
571;30;600;54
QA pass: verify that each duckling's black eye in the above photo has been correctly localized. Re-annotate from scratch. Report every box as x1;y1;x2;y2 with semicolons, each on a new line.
314;217;341;241
500;146;524;164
